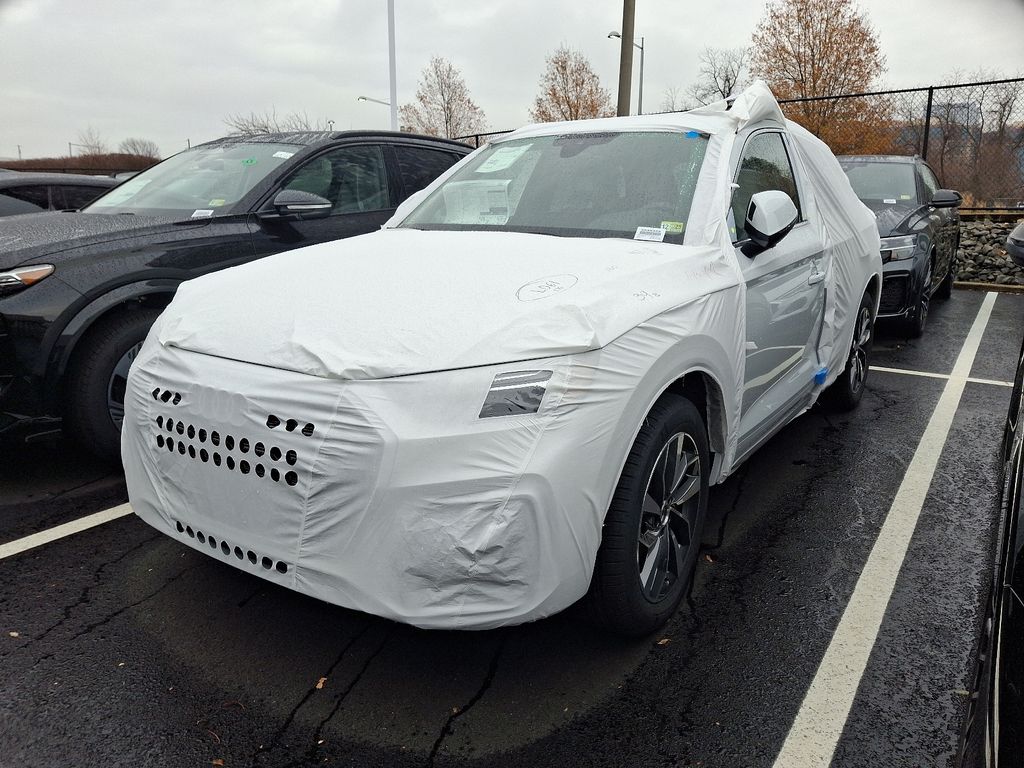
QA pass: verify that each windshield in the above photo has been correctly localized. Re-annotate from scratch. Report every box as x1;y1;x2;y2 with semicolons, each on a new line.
85;142;300;216
399;131;709;243
840;161;918;206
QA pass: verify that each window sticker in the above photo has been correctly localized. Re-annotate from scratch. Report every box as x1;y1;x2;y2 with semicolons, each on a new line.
272;151;295;159
208;198;226;207
476;144;532;173
242;158;258;166
660;221;684;234
883;198;897;204
899;194;912;200
191;209;214;218
442;180;511;224
634;226;666;242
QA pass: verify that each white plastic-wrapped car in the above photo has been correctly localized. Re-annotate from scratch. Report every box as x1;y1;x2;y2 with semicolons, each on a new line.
122;82;881;635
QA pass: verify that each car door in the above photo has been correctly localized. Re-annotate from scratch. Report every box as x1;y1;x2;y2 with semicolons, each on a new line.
250;143;396;258
919;162;955;286
731;130;829;460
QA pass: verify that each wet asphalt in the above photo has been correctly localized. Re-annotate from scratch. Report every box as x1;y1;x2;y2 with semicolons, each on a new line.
0;288;1021;768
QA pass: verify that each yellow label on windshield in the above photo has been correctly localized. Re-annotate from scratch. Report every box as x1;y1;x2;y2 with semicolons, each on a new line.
661;221;684;234
209;199;226;207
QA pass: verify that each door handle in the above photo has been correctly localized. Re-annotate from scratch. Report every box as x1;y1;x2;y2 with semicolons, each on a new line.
808;271;826;285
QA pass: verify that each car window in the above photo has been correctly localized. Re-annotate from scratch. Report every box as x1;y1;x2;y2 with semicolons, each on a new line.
840;161;918;207
731;132;802;243
920;164;939;201
56;184;109;209
394;146;462;196
0;192;45;216
400;131;709;243
2;184;51;210
283;145;390;214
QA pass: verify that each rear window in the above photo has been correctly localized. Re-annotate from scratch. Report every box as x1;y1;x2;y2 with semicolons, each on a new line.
841;161;918;205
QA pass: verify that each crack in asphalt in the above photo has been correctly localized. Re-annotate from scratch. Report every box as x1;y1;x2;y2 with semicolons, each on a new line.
425;632;508;768
251;619;374;766
30;562;196;668
12;530;162;653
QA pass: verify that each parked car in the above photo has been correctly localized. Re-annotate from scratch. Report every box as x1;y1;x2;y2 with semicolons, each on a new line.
838;155;961;337
0;172;118;217
1007;221;1024;269
122;82;882;634
0;131;470;457
957;334;1024;766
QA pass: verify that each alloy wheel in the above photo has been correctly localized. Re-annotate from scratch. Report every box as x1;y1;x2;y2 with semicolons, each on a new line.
107;341;144;429
847;305;872;395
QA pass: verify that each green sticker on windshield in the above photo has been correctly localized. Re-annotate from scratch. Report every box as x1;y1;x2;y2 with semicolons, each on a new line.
242;157;258;166
899;194;911;200
660;221;684;234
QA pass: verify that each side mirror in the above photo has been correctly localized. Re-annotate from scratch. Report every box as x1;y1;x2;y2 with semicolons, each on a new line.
261;189;332;220
931;189;962;208
744;190;798;254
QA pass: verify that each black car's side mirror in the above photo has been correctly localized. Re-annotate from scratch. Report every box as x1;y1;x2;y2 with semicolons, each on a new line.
931;189;962;208
742;190;799;256
260;190;333;221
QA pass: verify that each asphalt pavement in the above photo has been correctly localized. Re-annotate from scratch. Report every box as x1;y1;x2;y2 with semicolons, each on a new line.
0;288;1020;768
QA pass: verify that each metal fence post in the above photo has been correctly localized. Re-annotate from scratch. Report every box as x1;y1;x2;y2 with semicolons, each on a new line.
921;86;934;160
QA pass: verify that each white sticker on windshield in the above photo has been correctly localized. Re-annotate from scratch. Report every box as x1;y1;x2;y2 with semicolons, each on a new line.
883;198;897;204
476;144;532;173
272;151;295;159
191;209;214;218
634;226;666;242
442;180;511;224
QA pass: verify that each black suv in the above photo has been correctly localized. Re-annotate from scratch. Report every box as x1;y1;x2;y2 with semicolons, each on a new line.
0;131;470;458
839;155;961;337
0;172;118;217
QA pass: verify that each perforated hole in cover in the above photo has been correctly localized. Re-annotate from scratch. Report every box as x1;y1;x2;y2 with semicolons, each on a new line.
255;464;265;477
172;393;181;405
187;425;195;439
302;423;315;437
285;419;298;432
285;450;297;466
270;447;281;461
213;452;222;466
285;471;298;486
254;442;265;457
239;438;250;454
226;456;235;470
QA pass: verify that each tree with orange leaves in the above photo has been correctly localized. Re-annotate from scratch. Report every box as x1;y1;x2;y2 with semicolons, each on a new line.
530;47;615;123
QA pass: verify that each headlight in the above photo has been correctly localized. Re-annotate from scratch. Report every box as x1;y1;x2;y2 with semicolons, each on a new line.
479;370;553;418
0;264;55;296
879;235;916;262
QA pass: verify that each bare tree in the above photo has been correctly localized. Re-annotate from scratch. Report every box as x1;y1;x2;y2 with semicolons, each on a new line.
118;137;160;158
222;107;323;136
660;86;689;112
399;57;487;139
77;126;107;156
687;47;749;106
530;46;615;122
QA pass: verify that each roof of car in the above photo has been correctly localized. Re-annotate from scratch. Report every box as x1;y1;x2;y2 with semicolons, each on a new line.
0;172;119;186
197;131;472;152
838;154;919;164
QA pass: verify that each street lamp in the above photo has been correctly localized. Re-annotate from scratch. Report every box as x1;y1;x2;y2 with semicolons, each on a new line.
357;96;392;107
608;31;645;115
326;119;335;131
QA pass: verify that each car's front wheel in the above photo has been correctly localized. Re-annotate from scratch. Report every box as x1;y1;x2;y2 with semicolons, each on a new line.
65;308;160;461
905;257;932;338
583;393;709;636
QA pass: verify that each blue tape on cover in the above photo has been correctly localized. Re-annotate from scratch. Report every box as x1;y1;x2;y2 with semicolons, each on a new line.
814;367;828;386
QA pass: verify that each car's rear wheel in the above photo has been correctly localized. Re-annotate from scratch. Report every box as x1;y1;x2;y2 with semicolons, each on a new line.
65;308;160;461
583;393;709;636
822;289;874;412
905;258;932;338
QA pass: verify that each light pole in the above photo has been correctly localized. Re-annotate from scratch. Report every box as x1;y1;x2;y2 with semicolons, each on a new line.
327;119;335;131
357;96;392;107
609;31;645;115
387;0;398;132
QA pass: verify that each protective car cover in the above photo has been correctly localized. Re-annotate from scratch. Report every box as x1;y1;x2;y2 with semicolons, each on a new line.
122;81;880;629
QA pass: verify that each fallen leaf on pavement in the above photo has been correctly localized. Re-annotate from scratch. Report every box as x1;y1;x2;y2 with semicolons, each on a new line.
9;631;19;638
315;677;327;690
656;638;670;646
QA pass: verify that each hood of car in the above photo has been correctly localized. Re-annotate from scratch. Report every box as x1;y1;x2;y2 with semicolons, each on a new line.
156;228;739;380
859;200;919;238
0;212;204;267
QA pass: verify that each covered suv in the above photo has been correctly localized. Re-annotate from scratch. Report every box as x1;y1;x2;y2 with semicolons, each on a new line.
839;154;961;336
0;131;469;457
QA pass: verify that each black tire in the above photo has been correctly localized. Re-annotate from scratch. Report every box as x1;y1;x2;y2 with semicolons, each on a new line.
65;308;160;461
904;258;932;338
583;393;709;636
935;248;956;300
822;289;874;412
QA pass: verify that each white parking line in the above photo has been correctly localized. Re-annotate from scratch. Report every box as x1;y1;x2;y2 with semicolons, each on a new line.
871;364;1013;388
0;504;134;561
772;291;998;768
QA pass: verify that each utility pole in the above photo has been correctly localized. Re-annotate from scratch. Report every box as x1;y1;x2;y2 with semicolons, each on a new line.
616;0;636;116
17;144;22;160
387;0;398;131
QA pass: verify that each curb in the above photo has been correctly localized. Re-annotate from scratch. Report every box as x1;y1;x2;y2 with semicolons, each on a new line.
953;281;1024;294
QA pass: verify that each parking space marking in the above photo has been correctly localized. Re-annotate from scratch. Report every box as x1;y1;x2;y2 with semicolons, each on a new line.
0;504;133;561
772;292;998;768
871;364;1013;388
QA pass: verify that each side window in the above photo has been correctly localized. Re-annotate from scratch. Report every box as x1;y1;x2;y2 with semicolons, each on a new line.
57;185;109;209
2;185;51;210
731;132;802;243
0;192;45;215
394;146;461;197
283;145;390;214
920;164;939;201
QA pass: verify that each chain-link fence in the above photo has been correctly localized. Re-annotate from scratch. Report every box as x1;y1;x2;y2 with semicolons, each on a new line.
456;78;1024;212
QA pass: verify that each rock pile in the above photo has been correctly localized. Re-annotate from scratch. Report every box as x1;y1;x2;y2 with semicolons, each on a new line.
957;219;1024;286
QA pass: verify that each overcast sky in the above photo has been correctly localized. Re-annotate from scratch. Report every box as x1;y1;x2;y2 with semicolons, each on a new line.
2;0;1023;160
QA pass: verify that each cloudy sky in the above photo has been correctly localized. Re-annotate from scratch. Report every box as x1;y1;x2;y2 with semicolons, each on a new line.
2;0;1023;160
